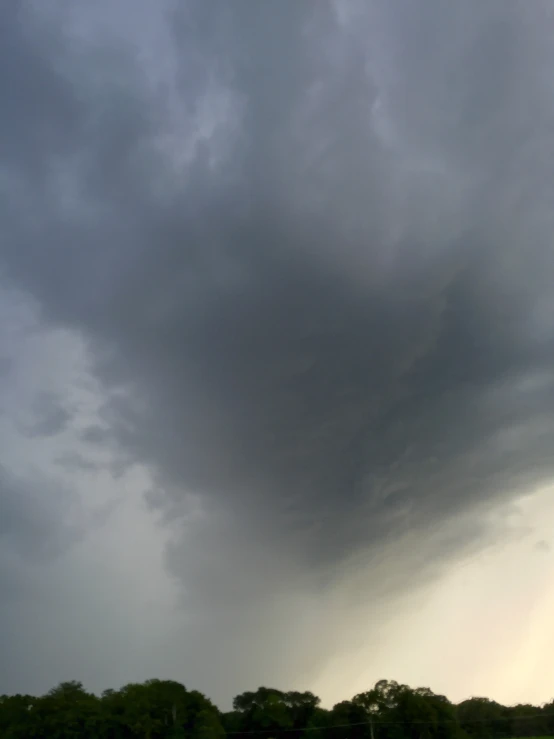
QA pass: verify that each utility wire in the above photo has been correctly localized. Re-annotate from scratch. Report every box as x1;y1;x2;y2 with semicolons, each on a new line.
226;710;554;735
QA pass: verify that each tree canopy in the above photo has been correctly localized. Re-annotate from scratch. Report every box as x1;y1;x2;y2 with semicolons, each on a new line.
0;677;551;739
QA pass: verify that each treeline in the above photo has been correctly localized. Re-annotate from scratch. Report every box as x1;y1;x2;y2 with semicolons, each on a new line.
1;677;553;739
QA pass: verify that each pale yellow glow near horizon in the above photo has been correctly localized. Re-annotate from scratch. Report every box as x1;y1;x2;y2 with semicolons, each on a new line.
313;485;554;708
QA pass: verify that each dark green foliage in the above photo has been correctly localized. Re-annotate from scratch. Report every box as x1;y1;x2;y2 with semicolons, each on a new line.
0;679;223;739
0;677;552;739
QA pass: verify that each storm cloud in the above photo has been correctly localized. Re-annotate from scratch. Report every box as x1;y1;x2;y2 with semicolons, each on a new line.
1;0;554;707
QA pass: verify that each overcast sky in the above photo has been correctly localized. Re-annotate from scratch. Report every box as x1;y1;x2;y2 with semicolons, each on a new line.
1;0;554;710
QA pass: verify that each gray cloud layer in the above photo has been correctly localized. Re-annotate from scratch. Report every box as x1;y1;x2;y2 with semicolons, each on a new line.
2;0;554;702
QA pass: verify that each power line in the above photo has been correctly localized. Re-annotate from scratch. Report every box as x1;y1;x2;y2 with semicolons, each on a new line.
226;710;554;735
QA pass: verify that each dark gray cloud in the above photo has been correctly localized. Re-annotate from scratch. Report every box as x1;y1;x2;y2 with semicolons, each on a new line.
0;466;82;564
1;0;554;700
24;391;72;438
0;356;12;378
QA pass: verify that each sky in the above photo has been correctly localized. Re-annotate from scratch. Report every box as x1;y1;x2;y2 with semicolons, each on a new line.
1;0;554;711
